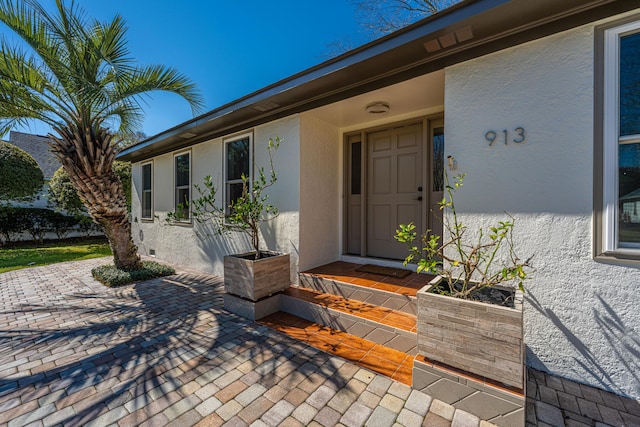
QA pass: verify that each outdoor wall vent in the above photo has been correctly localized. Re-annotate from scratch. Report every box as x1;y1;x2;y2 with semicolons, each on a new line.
424;25;473;53
366;102;390;114
178;132;197;139
254;102;280;112
149;249;156;257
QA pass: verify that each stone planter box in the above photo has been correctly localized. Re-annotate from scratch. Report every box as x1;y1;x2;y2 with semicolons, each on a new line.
416;276;525;389
224;251;290;302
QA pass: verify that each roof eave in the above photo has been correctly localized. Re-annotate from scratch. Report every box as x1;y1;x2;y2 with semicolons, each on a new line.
117;0;637;163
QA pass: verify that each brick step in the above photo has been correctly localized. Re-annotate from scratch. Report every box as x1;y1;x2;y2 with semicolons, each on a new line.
299;261;433;315
280;287;417;355
259;311;414;385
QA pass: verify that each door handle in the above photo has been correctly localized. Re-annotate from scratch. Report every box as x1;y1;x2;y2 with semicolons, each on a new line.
416;196;423;201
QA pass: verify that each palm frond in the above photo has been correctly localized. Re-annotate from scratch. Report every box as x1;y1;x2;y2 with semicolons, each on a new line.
116;64;206;115
0;0;204;138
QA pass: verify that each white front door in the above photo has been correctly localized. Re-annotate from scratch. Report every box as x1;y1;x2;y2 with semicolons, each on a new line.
367;123;424;259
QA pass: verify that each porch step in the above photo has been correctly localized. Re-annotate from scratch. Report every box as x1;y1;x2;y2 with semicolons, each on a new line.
259;262;427;384
299;261;432;315
259;311;414;385
280;287;418;355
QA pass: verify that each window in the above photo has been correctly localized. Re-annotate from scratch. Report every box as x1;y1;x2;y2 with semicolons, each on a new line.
174;151;191;221
224;134;251;212
432;127;445;192
350;140;361;195
599;19;640;257
141;162;153;220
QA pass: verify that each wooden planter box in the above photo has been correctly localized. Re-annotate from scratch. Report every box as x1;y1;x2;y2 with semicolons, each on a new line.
416;276;525;389
224;251;290;302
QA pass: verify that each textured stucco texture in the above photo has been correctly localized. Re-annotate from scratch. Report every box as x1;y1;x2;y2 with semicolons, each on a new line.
444;16;640;399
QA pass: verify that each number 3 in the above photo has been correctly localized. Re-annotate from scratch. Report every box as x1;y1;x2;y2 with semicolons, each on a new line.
513;127;525;143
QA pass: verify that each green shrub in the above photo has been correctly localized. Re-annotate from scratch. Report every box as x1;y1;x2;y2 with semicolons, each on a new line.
0;206;92;244
48;167;85;214
23;208;50;242
91;261;175;287
49;211;78;239
0;141;44;202
0;206;30;243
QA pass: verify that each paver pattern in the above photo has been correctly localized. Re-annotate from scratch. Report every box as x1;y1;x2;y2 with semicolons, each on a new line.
526;368;640;427
0;258;481;427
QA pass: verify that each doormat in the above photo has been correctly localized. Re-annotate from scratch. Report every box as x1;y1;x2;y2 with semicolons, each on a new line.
355;264;412;279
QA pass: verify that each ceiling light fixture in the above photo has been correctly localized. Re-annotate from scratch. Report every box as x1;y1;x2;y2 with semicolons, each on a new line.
366;102;390;114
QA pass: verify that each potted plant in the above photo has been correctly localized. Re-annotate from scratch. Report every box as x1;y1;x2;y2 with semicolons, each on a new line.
395;172;532;389
173;137;290;302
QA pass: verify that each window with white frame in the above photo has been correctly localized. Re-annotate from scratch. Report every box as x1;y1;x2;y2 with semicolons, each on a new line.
174;151;191;221
141;162;153;220
224;134;251;213
601;19;640;254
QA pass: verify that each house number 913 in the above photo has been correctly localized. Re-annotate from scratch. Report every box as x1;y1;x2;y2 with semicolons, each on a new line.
485;127;525;146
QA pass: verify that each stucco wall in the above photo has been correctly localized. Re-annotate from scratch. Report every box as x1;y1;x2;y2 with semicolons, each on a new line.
445;17;640;399
131;116;301;280
298;114;341;271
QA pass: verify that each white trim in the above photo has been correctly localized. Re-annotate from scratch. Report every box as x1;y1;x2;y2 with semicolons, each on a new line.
173;150;192;223
141;161;153;221
602;20;640;254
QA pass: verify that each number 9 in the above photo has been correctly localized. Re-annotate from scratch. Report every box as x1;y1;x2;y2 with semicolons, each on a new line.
485;131;497;146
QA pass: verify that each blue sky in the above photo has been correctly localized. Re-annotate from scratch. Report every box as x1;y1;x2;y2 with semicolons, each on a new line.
7;0;366;138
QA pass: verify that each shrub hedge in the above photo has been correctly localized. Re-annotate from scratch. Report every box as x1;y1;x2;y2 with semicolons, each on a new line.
91;261;176;287
0;206;102;244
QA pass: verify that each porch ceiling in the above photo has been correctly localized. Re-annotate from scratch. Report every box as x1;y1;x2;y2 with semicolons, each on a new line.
307;71;444;129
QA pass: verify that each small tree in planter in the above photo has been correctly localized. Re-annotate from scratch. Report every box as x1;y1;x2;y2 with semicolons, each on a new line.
395;172;533;390
169;137;289;304
169;137;281;258
195;137;279;259
395;172;532;303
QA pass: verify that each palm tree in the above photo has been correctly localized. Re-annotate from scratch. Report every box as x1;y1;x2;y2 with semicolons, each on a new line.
0;0;204;269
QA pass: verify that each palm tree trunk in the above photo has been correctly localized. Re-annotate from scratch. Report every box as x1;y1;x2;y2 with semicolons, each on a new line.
49;126;141;271
74;170;140;270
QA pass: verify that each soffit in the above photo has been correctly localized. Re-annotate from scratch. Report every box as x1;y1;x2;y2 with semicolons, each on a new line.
308;71;445;128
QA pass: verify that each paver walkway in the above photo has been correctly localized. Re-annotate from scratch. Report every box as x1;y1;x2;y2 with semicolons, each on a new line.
0;258;485;427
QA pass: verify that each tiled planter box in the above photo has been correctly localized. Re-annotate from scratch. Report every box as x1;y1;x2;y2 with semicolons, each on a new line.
416;276;525;389
224;251;290;302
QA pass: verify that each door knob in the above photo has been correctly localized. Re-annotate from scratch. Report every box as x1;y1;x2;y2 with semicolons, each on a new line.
416;196;423;201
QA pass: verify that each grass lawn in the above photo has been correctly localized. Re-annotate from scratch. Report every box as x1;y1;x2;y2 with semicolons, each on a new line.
0;238;112;274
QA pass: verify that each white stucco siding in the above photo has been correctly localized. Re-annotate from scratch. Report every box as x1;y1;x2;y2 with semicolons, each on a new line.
131;147;216;272
131;117;301;280
255;117;301;283
298;114;341;271
445;21;640;399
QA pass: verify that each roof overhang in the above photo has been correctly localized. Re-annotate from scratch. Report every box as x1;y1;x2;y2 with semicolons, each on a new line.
118;0;639;163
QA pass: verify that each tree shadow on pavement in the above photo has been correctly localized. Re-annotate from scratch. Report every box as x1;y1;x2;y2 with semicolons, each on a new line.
0;267;353;425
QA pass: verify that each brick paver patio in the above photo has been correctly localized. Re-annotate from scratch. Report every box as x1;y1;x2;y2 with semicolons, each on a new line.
0;258;484;427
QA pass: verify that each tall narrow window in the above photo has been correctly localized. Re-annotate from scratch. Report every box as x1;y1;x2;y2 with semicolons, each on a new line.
174;151;190;221
432;127;445;192
225;134;251;212
141;162;153;220
350;141;362;195
601;20;640;254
